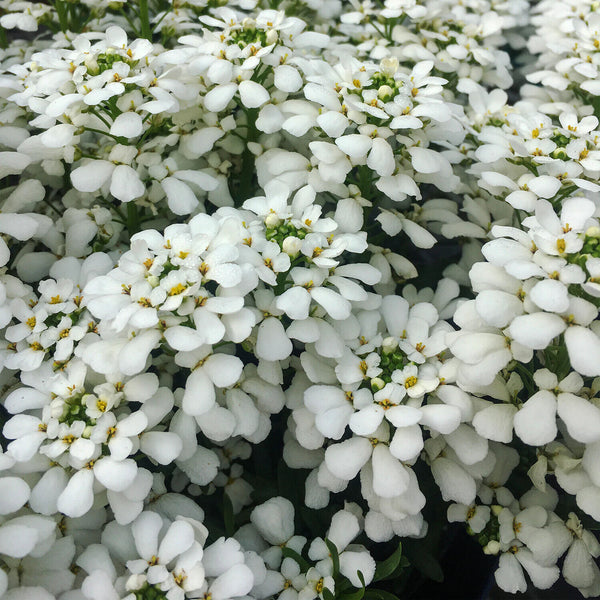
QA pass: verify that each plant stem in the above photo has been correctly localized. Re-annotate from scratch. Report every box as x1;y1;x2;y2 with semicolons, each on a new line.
0;26;8;50
54;0;69;32
139;0;152;40
127;202;141;235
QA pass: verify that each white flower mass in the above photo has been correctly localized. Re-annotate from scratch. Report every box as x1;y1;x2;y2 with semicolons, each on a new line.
1;0;600;598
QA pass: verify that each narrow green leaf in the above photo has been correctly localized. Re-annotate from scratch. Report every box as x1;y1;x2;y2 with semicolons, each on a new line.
325;538;340;577
373;542;404;582
339;587;365;600
281;546;311;573
403;545;444;583
364;590;402;600
222;493;235;537
323;587;335;600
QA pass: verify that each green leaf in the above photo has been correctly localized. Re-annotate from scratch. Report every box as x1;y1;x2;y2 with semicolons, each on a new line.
323;587;335;600
222;493;235;537
364;589;402;600
373;542;404;582
402;542;443;583
339;569;366;600
281;547;311;573
325;538;340;577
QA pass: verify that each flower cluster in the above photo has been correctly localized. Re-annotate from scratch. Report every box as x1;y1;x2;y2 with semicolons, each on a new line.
1;0;600;599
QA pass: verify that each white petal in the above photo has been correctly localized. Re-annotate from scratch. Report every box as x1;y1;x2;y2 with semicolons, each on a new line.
110;112;143;138
514;391;557;446
57;469;94;518
325;437;372;481
274;65;302;93
131;511;162;560
0;477;29;514
158;520;194;563
110;165;145;202
162;177;198;215
530;279;569;313
164;326;204;352
408;147;444;173
495;553;527;593
339;550;376;588
250;496;294;546
576;487;600;522
508;313;566;349
564;539;596;589
256;317;293;361
40;123;77;148
238;80;269;108
29;467;67;515
94;457;138;492
367;138;395;177
431;457;476;505
528;176;561;199
0;525;39;558
311;287;351;320
472;404;517;442
475;290;523;327
389;425;423;461
276;286;311;320
557;392;600;443
140;432;182;465
210;564;254;600
349;405;384;436
372;444;410;498
182;368;215;416
204;83;237;112
336;134;372;159
204;354;243;387
565;326;600;377
71;160;114;193
174;169;219;191
444;424;488;465
419;404;461;435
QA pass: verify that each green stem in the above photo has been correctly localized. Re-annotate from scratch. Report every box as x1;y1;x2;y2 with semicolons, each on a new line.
54;0;69;32
127;202;141;235
139;0;152;40
236;108;259;204
0;26;8;50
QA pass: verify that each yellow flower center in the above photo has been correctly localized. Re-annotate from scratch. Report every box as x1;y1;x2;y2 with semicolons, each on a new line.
405;376;418;388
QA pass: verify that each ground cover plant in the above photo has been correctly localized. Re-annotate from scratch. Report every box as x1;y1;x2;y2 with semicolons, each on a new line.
2;0;600;598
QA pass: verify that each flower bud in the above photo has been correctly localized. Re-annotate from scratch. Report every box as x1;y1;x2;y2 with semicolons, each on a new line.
382;336;398;354
147;275;159;288
265;213;281;228
380;57;399;76
266;29;279;45
126;574;146;591
371;377;385;391
282;235;302;256
586;226;600;238
491;504;503;516
378;85;394;101
483;540;500;555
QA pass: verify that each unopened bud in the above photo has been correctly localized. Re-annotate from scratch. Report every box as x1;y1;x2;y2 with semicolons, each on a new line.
370;377;385;391
282;235;302;256
378;85;394;101
380;57;399;76
265;213;281;228
483;540;500;555
382;336;398;354
266;29;279;45
586;226;600;238
491;504;503;516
